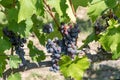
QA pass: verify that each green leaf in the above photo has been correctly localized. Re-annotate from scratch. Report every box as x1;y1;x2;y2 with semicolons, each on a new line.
88;0;108;22
113;3;120;18
72;0;89;10
48;0;69;22
99;19;120;59
18;0;36;23
9;56;21;69
0;38;11;53
0;27;3;37
35;0;44;16
0;11;8;25
32;26;46;46
60;0;70;22
25;18;33;37
0;54;7;77
8;73;21;80
27;40;46;62
105;0;117;8
59;56;90;80
8;20;32;37
8;21;26;37
0;0;14;8
7;8;18;22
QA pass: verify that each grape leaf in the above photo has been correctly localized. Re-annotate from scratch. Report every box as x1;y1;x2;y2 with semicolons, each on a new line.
48;0;69;22
18;0;36;23
88;0;108;22
32;26;46;46
35;0;44;16
99;19;120;59
0;27;3;37
59;56;90;80
0;38;11;53
25;18;33;37
113;3;120;18
0;11;8;25
8;20;32;37
0;0;14;8
8;21;26;36
7;8;18;22
60;0;70;22
8;73;21;80
72;0;89;10
0;54;7;77
27;40;46;62
9;56;21;69
105;0;117;8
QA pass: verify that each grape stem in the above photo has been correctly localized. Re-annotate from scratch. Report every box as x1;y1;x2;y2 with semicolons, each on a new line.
11;46;13;55
69;0;76;18
69;0;78;46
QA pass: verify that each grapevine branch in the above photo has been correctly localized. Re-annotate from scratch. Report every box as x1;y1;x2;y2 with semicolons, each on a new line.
69;0;76;18
11;46;13;55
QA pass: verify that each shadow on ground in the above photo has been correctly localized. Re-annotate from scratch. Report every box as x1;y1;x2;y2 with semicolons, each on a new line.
3;61;52;80
83;64;120;80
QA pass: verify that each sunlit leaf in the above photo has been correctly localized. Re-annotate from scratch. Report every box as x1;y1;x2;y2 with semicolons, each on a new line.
8;73;21;80
99;19;120;59
9;56;21;69
59;56;90;80
18;0;36;23
88;0;108;22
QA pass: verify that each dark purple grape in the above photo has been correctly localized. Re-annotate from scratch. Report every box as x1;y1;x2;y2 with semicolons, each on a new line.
21;38;26;43
71;50;77;54
48;48;54;53
67;48;73;52
49;67;54;71
2;27;27;66
53;68;57;72
55;66;60;70
54;54;60;58
43;23;54;33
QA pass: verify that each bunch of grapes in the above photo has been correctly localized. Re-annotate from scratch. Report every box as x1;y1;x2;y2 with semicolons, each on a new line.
45;23;80;72
42;23;54;34
3;27;27;66
94;11;119;35
60;23;80;59
46;38;61;72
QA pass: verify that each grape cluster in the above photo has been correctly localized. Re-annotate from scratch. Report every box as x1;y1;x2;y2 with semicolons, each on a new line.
3;27;27;66
46;38;61;72
60;23;80;59
94;11;119;35
46;23;80;72
42;23;54;34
